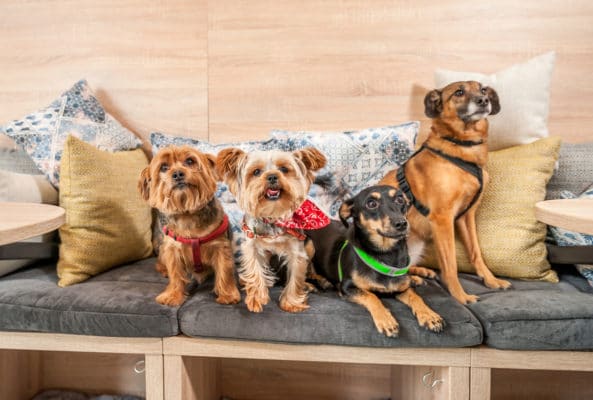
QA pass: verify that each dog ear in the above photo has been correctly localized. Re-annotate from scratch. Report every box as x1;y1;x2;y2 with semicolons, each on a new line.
215;148;246;180
486;86;501;115
294;147;327;171
424;89;443;118
202;152;219;179
138;166;151;201
339;198;354;228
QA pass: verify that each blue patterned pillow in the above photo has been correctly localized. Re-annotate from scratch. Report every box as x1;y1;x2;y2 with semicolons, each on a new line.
271;122;418;218
549;185;593;287
150;132;282;258
2;80;142;188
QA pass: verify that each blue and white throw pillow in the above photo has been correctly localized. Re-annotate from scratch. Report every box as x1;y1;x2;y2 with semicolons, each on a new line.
2;80;142;188
150;132;282;258
271;121;418;218
549;185;593;287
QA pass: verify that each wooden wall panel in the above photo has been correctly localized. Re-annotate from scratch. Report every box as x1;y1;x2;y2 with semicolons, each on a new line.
0;0;592;145
208;0;593;143
0;0;208;143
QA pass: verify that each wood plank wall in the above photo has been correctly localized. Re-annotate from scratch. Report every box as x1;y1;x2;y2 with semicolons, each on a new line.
0;0;592;146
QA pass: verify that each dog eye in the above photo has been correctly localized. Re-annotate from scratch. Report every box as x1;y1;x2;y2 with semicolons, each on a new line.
366;199;378;209
160;164;169;172
184;158;195;166
394;196;405;205
253;169;262;177
279;166;289;174
455;89;464;97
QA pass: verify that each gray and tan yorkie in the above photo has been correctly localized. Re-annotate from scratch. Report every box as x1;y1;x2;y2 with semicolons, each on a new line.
138;145;241;307
216;147;329;313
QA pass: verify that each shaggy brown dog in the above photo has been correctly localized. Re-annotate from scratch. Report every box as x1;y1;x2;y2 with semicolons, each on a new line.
138;146;240;306
380;81;511;304
216;147;327;313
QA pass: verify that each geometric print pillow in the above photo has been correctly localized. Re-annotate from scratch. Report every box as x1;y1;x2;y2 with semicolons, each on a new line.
549;184;593;287
1;80;142;188
271;121;418;218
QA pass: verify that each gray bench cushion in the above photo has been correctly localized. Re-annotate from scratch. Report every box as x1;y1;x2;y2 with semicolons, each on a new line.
462;271;593;350
178;279;483;348
0;257;178;337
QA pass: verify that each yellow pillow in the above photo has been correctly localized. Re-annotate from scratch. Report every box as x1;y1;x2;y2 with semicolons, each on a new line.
58;136;152;286
422;136;561;282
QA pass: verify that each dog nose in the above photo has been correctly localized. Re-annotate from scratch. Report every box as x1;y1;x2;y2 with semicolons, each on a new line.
267;174;278;184
172;170;185;181
476;96;489;107
393;220;408;232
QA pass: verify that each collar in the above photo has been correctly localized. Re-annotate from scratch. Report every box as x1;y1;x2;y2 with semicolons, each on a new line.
242;199;330;241
442;136;484;147
338;240;409;281
162;214;229;272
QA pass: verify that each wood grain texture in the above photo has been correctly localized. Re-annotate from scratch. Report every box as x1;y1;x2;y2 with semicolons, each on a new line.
220;358;390;400
0;349;41;400
209;0;593;143
0;331;162;354
163;336;471;367
391;365;469;400
0;202;65;245
471;347;593;371
535;199;593;235
145;354;165;400
0;0;591;144
491;369;593;400
42;352;146;397
0;0;208;143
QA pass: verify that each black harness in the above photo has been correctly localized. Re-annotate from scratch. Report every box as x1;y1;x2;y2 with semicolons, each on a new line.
397;138;484;220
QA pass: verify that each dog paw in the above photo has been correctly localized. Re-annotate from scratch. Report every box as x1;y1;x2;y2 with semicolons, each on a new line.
216;288;241;305
410;276;426;287
279;299;310;313
484;277;512;290
453;292;479;304
374;313;399;337
417;310;445;333
156;291;185;307
245;295;265;313
409;266;437;279
304;282;318;293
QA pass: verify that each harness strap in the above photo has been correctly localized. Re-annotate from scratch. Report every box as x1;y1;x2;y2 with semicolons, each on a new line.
163;214;229;273
442;136;484;147
398;145;484;220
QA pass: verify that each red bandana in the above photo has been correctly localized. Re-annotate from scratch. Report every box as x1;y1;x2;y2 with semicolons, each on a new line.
274;199;330;231
242;199;330;241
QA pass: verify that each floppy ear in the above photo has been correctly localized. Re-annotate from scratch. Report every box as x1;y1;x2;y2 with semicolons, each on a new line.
338;198;354;228
215;148;246;182
424;89;443;118
293;147;326;172
138;166;151;201
486;86;501;115
201;152;219;180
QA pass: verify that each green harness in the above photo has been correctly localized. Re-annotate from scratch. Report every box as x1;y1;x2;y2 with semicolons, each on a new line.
337;240;410;282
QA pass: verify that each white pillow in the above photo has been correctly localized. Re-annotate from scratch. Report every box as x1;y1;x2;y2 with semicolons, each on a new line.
0;170;58;276
434;52;555;151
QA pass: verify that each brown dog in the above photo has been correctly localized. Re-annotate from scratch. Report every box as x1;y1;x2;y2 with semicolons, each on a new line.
138;146;241;306
380;81;511;304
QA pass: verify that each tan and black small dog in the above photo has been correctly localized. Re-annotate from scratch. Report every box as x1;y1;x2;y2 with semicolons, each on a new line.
307;185;444;337
380;81;511;304
138;146;241;307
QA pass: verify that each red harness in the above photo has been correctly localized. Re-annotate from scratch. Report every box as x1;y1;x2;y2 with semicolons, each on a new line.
162;214;229;273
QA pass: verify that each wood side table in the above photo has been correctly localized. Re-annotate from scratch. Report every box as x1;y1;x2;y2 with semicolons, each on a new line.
0;202;65;258
535;199;593;235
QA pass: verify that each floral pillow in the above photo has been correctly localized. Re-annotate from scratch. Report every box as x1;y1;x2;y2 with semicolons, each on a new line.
271;121;418;218
1;80;142;188
549;185;593;287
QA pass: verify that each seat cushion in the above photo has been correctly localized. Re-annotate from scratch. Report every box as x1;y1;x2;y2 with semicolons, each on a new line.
0;257;178;337
462;271;593;350
178;279;483;348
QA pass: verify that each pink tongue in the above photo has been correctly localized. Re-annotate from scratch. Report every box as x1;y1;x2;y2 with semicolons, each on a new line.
267;189;279;196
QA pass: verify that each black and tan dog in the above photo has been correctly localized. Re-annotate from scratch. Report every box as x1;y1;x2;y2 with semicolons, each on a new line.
380;81;511;304
306;185;444;337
